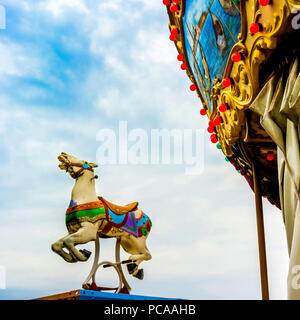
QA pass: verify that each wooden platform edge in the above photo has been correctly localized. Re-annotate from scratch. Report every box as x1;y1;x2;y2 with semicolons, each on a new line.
33;290;80;300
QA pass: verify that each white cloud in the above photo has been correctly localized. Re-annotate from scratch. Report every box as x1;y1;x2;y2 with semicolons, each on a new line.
0;41;40;77
38;0;89;18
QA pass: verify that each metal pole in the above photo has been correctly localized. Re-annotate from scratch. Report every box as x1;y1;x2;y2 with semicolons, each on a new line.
82;234;100;289
253;161;270;300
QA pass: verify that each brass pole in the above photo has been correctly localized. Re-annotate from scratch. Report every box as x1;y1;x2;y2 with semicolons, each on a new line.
253;161;270;300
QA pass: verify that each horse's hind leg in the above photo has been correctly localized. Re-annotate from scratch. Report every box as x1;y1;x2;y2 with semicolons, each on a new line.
120;235;152;279
51;235;77;263
63;222;99;261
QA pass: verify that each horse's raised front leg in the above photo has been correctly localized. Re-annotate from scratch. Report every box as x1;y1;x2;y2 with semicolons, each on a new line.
63;221;100;262
51;235;78;263
120;235;152;279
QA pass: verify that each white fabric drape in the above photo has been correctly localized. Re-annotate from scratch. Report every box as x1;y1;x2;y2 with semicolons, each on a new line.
249;57;300;299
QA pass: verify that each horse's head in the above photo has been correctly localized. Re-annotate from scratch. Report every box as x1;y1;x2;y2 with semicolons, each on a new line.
57;152;98;179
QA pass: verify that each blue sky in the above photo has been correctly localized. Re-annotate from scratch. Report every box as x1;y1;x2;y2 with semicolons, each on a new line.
0;0;290;300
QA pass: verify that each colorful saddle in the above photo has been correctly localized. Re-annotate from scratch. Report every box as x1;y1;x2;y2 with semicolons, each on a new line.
65;198;152;238
98;196;138;215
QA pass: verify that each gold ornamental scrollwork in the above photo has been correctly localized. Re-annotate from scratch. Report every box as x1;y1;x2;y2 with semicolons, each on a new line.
166;0;298;156
211;0;294;156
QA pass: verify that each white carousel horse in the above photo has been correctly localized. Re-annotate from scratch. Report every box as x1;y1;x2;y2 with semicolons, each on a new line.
51;152;152;282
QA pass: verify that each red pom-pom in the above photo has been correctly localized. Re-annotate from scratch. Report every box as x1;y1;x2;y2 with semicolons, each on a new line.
222;78;232;87
259;0;270;6
180;63;187;70
249;23;260;34
200;109;206;116
169;34;176;41
214;116;222;126
163;0;171;5
190;84;196;91
266;153;274;161
170;4;178;12
219;103;227;113
173;0;179;2
210;134;218;143
231;52;241;62
207;126;214;133
171;28;178;36
177;53;184;61
208;120;215;127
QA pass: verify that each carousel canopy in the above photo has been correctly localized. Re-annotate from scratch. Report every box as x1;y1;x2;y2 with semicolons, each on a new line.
166;0;299;208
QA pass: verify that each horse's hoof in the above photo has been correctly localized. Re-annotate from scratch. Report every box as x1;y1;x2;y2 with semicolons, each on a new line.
133;269;144;280
80;249;91;260
65;256;78;263
82;283;90;290
127;263;138;274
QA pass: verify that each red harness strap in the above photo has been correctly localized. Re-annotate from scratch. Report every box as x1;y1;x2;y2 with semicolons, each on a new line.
69;162;94;178
101;201;113;234
101;221;113;235
100;201;129;235
59;157;94;179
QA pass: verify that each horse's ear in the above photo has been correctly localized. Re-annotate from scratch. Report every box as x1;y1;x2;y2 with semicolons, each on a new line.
89;162;98;168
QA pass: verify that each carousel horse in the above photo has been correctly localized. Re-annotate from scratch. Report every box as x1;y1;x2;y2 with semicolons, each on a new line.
51;152;152;281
